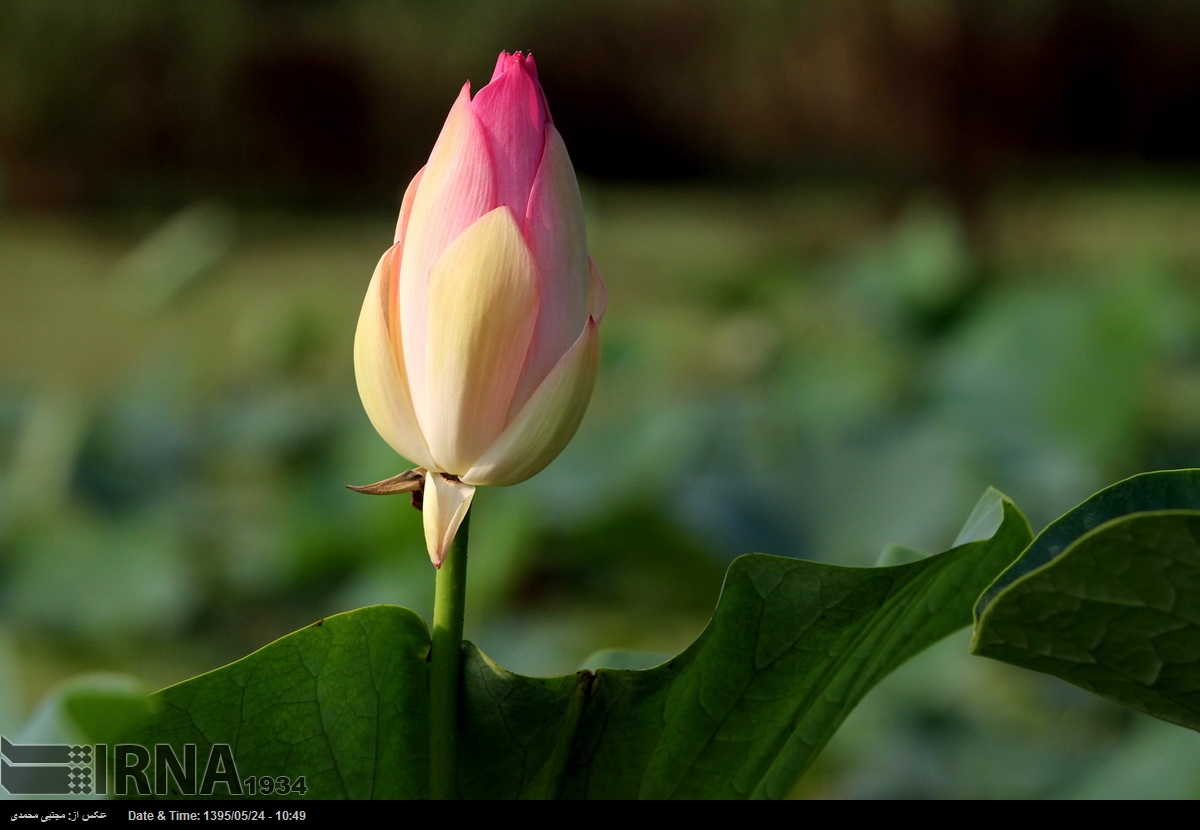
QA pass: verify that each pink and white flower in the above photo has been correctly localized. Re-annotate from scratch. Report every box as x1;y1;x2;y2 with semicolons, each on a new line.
355;52;606;566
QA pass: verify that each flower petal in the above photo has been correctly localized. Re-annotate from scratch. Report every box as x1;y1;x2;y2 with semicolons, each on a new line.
422;471;475;568
509;126;590;415
421;207;539;473
401;84;497;414
586;256;608;325
388;167;425;362
472;54;547;220
354;244;435;470
489;53;547;114
464;316;599;487
394;165;424;245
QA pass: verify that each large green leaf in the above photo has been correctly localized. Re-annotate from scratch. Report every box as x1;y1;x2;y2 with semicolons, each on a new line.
121;606;431;799
462;490;1030;799
118;490;1029;799
974;469;1200;732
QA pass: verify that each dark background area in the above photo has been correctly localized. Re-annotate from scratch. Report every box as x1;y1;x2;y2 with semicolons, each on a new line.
7;1;1200;207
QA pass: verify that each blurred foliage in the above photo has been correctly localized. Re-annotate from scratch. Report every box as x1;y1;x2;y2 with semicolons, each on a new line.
5;180;1200;797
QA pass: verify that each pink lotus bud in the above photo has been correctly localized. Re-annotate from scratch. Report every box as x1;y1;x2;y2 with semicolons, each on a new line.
355;52;606;567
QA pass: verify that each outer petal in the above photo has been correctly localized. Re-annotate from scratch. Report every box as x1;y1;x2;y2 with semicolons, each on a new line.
388;167;424;361
401;84;497;413
422;471;476;568
464;316;600;487
394;165;424;245
421;207;539;473
586;256;608;324
354;244;436;470
509;125;590;416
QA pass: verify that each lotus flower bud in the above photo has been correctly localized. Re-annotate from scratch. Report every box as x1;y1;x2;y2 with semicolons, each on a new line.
355;52;606;567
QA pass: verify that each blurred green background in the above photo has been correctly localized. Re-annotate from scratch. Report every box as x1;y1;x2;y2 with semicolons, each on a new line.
5;0;1200;798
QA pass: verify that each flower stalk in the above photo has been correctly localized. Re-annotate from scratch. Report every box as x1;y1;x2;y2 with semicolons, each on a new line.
429;505;471;799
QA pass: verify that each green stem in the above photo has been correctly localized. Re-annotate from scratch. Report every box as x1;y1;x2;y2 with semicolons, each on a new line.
429;507;471;800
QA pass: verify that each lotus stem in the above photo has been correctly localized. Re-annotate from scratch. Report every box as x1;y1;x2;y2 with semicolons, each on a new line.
429;506;471;799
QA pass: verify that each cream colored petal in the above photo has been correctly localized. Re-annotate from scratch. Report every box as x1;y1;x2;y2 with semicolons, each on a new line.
421;207;539;473
354;244;436;470
422;471;476;568
401;85;497;414
464;317;599;487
